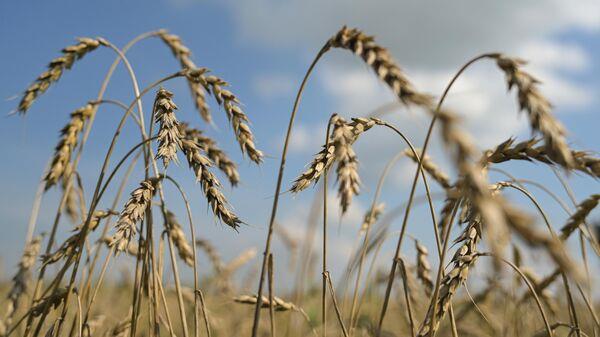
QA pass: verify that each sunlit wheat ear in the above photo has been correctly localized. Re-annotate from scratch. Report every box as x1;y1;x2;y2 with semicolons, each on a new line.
414;239;433;296
111;177;161;251
404;148;451;189
4;236;42;322
165;210;194;267
181;138;242;229
186;69;263;163
179;122;240;186
44;103;96;190
520;268;559;316
290;116;377;194
418;210;482;337
493;54;574;169
483;137;600;178
18;38;107;114
333;118;361;213
85;315;106;336
101;236;143;257
42;210;114;266
233;295;302;312
360;203;385;233
502;201;583;280
195;239;224;274
217;248;258;293
519;268;561;311
107;317;132;337
154;88;182;167
63;175;81;223
158;30;211;123
328;26;433;108
437;109;513;261
560;194;599;240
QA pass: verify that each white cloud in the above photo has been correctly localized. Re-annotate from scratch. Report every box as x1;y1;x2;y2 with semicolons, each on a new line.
252;73;295;99
220;0;599;69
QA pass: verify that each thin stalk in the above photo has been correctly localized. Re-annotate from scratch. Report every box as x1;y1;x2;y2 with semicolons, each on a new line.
478;253;554;336
165;228;191;337
322;114;337;337
155;271;177;337
427;199;460;337
324;272;349;337
251;44;330;337
349;122;440;335
197;288;212;337
268;253;276;337
398;258;416;337
82;150;142;316
42;70;182;336
377;53;496;334
164;175;206;337
23;31;161;336
502;182;582;336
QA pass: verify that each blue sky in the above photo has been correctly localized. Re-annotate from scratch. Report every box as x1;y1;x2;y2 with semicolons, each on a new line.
0;0;598;284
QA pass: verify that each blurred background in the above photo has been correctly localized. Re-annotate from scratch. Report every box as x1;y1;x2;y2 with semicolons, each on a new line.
0;0;598;287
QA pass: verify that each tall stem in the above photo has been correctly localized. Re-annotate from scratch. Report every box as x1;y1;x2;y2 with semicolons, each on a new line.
250;45;330;337
321;114;337;337
376;53;495;334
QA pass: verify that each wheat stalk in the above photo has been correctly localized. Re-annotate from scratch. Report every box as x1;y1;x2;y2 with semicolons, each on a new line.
153;88;182;167
158;30;211;123
30;288;69;318
18;38;107;114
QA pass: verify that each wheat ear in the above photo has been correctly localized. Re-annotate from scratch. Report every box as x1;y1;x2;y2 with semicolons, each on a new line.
414;239;434;296
158;30;211;123
44;103;96;189
482;137;599;178
404;149;451;189
560;194;599;240
186;69;263;163
4;236;42;323
328;26;433;107
181;138;241;229
18;38;107;114
154;88;182;167
179;123;240;186
111;177;161;251
165;210;195;267
494;54;574;169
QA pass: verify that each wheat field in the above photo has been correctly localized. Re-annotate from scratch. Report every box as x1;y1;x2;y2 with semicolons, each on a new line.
0;24;599;337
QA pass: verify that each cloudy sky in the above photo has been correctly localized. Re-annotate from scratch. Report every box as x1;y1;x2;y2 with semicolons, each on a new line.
0;1;598;284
